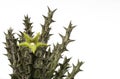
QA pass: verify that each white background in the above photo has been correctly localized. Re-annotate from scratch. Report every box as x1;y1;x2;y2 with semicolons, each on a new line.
0;0;120;79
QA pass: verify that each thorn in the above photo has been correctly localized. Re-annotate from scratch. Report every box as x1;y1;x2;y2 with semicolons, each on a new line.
42;15;48;20
40;24;44;27
8;27;13;32
4;32;7;35
24;14;29;19
68;21;76;29
48;47;51;52
47;6;51;12
64;27;67;30
2;42;6;45
9;74;12;77
53;44;56;49
60;55;63;58
68;39;75;43
64;47;69;51
72;25;76;28
59;63;62;66
56;42;60;46
68;21;72;28
67;72;70;75
59;33;64;39
52;8;57;13
64;56;67;59
67;57;72;62
51;19;55;22
47;6;57;13
69;21;72;25
9;64;13;68
79;69;83;71
4;54;8;56
4;47;10;50
49;34;53;37
72;64;75;68
62;75;66;77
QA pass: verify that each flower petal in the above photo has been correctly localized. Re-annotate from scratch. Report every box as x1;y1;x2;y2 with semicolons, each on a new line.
32;32;40;43
23;32;32;43
36;42;48;47
18;42;29;47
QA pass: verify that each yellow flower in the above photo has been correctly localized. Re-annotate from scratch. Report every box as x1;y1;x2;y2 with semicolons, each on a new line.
18;32;48;53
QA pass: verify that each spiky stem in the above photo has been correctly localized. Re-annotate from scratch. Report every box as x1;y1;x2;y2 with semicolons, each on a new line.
4;7;83;79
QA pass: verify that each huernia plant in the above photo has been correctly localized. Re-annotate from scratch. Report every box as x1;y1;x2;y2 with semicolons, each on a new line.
3;7;83;79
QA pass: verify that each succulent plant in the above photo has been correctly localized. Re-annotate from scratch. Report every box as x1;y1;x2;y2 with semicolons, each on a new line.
4;7;83;79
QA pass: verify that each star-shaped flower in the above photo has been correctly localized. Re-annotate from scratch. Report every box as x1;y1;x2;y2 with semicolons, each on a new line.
18;32;48;53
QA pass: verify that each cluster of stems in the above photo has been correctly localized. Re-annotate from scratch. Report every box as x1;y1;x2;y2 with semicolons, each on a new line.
4;7;83;79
